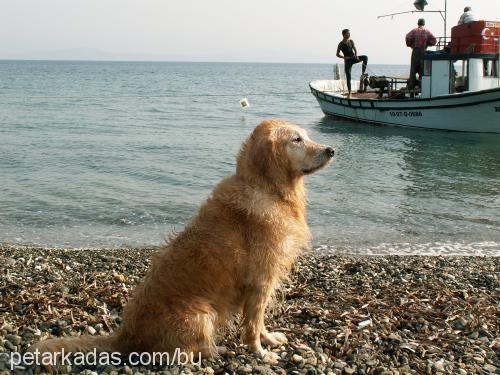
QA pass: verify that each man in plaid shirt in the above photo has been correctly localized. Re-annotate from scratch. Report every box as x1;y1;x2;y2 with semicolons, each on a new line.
406;18;437;91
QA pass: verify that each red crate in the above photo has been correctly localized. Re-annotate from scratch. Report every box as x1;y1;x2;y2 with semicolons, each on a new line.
451;20;499;54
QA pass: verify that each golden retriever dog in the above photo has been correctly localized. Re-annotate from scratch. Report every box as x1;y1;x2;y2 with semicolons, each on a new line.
28;119;335;365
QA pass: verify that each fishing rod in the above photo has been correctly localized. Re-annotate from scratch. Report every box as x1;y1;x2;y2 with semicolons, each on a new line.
377;0;448;39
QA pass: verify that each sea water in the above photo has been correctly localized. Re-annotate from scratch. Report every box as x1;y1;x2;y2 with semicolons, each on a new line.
0;60;499;255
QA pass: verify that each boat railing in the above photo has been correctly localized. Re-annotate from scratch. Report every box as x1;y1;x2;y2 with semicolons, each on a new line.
433;33;500;56
434;36;452;52
382;77;410;98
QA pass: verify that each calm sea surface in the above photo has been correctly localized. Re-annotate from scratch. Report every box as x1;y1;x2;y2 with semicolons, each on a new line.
0;60;499;255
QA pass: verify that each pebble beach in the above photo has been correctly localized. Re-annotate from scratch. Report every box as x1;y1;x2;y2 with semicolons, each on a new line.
0;246;498;375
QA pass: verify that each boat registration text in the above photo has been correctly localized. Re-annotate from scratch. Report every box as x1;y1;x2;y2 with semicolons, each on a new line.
389;111;423;117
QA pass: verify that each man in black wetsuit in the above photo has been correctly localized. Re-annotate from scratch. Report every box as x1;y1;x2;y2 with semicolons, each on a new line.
336;29;368;97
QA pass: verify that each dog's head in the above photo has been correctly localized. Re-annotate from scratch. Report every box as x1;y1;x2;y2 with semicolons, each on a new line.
236;120;334;188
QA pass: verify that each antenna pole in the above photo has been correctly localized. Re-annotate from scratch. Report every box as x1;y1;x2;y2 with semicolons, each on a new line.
444;0;447;39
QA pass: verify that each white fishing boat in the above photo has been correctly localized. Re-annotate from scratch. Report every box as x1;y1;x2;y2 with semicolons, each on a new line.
310;18;500;133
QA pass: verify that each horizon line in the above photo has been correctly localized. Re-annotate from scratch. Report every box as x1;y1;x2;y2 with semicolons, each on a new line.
0;58;410;66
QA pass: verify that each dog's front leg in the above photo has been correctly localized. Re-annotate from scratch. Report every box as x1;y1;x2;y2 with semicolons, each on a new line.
241;284;280;364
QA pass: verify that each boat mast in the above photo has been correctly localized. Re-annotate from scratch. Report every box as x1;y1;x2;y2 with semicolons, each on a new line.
444;0;447;39
378;0;448;39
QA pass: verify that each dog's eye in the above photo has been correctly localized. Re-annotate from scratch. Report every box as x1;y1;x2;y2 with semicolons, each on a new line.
292;137;303;143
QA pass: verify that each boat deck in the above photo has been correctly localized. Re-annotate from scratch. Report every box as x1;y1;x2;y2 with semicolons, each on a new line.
339;89;410;100
347;92;380;99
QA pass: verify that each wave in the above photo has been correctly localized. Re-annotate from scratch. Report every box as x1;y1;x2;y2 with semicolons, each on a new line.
315;241;500;256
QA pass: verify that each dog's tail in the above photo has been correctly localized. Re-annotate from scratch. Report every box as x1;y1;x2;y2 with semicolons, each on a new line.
27;333;118;357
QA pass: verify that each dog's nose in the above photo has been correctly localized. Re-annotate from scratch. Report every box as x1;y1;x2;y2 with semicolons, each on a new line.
325;147;335;158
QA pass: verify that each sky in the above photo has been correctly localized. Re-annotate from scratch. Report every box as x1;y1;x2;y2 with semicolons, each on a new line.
0;0;498;64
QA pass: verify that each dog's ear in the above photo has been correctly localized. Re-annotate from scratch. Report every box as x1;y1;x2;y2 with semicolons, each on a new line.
236;129;275;181
248;133;275;176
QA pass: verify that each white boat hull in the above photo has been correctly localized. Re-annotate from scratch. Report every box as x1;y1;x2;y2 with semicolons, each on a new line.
310;80;500;133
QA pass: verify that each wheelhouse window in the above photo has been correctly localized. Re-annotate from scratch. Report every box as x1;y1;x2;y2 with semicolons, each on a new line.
483;59;498;77
453;60;468;92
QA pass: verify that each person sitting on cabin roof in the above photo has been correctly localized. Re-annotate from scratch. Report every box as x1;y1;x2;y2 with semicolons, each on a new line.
458;7;479;25
405;18;437;91
336;29;368;98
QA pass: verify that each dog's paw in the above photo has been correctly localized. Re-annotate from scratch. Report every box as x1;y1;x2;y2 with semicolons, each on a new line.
261;331;288;347
259;349;280;365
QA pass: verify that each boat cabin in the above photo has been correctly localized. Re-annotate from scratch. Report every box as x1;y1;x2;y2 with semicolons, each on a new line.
421;20;499;98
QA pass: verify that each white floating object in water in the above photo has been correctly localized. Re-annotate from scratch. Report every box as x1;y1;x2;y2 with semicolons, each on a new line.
239;97;250;109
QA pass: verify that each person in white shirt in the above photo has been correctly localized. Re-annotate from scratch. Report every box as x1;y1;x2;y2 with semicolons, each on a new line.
458;6;479;25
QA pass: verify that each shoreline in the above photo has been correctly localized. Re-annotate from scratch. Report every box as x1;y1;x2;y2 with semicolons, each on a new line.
0;246;498;374
1;242;498;257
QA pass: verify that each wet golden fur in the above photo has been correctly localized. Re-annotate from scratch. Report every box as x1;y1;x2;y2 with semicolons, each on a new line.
28;119;334;364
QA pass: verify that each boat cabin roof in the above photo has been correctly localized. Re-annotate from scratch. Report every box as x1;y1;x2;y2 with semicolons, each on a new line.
426;20;500;62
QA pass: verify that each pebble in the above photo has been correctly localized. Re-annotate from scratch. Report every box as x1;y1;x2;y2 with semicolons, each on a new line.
2;324;14;334
453;317;467;330
305;356;317;366
5;335;21;346
357;320;371;330
334;361;347;369
3;340;15;351
473;356;484;364
387;333;401;341
433;359;445;371
468;331;479;339
225;361;238;371
483;364;497;373
114;274;127;283
240;364;253;373
253;365;276;375
5;258;15;266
